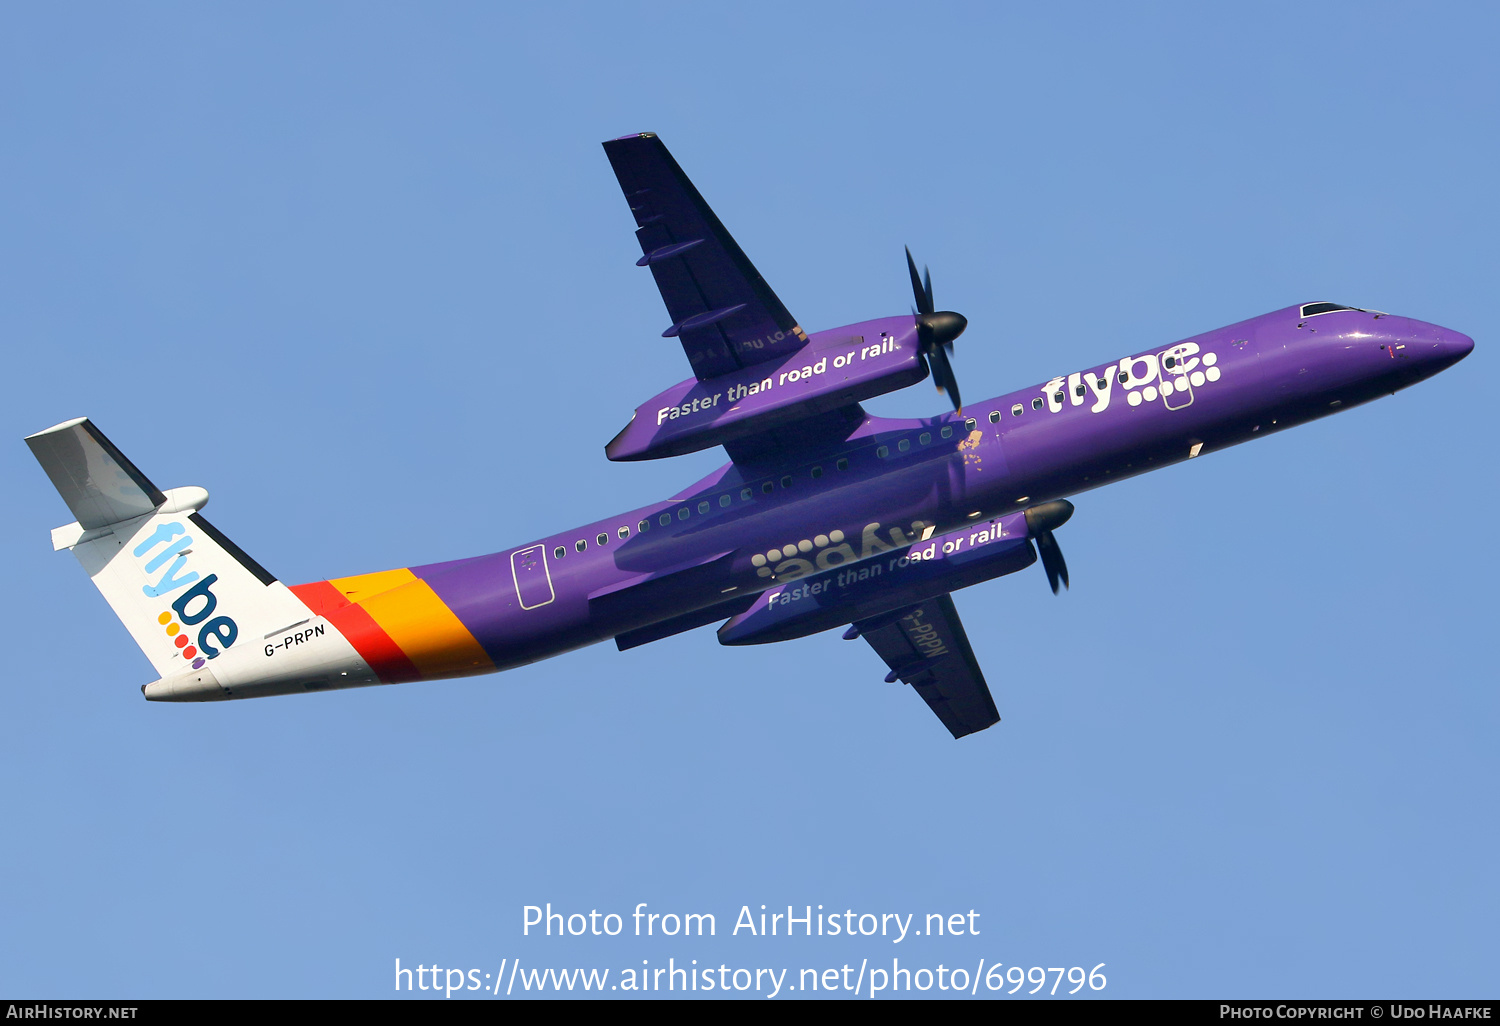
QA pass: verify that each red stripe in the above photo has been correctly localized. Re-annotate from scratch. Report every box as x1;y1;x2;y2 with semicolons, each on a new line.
290;581;423;684
289;581;346;616
325;603;424;683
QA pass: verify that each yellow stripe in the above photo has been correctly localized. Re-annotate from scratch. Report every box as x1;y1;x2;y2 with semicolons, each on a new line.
358;578;494;678
328;568;417;604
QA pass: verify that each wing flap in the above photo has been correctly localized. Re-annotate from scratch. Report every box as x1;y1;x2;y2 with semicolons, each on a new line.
857;594;999;739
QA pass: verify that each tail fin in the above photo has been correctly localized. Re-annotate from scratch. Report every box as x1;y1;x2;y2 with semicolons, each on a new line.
27;418;312;678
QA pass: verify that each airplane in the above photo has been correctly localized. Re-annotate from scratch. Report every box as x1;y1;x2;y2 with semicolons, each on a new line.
25;132;1474;739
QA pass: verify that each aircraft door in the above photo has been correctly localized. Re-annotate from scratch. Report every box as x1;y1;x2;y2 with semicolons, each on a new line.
510;544;556;609
1157;345;1195;410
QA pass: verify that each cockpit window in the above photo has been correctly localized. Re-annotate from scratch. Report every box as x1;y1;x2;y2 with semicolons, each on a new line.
1300;302;1362;318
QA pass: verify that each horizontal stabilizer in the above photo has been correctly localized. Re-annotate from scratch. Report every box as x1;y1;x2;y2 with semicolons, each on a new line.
26;418;166;529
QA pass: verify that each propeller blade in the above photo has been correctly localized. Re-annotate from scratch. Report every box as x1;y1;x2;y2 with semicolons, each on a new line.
905;247;934;315
904;248;968;410
1037;530;1070;594
929;344;962;411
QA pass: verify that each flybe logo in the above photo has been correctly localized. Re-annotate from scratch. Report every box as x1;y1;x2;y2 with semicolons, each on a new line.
134;521;238;667
135;521;199;597
751;520;931;581
1039;341;1226;415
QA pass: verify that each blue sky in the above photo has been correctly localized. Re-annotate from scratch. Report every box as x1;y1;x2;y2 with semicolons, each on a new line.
2;2;1495;999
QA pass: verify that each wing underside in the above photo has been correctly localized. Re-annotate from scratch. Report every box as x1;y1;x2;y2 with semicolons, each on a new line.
603;133;808;381
856;594;1000;739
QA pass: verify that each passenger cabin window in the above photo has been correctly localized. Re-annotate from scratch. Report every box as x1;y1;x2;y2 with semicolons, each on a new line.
638;519;650;533
619;526;630;539
836;457;849;470
596;533;608;546
1012;404;1024;417
781;475;793;488
678;508;689;520
762;482;774;494
940;425;953;439
741;487;752;501
554;546;565;559
965;418;976;432
1074;382;1086;396
898;439;910;452
1118;370;1128;384
811;466;823;479
698;501;710;514
720;494;732;506
659;513;671;526
876;445;889;458
988;411;1000;424
1031;397;1043;411
575;539;587;552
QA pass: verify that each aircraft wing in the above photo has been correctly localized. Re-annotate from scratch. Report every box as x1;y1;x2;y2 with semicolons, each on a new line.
855;594;1000;739
603;133;810;381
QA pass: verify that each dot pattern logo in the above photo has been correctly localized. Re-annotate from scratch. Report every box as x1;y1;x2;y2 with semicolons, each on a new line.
158;610;206;669
749;521;931;581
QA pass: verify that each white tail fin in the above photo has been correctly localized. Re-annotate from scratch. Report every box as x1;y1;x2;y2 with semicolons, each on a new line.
28;418;311;678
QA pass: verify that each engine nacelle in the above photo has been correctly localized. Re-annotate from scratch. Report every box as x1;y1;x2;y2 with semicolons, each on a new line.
606;316;927;461
718;510;1037;646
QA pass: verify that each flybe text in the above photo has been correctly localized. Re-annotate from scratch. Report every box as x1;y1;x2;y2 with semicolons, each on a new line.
1040;341;1226;415
134;519;238;665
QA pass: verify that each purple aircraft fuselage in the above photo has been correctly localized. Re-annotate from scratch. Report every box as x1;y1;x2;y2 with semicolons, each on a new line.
408;303;1471;672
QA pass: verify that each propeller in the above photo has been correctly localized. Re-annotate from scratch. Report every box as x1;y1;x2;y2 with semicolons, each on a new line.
1023;500;1074;595
1035;529;1070;595
905;247;968;411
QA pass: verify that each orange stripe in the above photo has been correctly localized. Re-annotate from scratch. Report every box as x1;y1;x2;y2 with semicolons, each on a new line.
325;601;424;683
358;578;494;679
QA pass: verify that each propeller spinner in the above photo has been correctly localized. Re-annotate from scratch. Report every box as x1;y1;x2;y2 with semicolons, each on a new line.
905;247;968;411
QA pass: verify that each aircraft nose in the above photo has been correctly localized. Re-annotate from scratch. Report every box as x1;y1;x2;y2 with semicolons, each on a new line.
1371;316;1473;386
1422;324;1475;373
1439;328;1474;360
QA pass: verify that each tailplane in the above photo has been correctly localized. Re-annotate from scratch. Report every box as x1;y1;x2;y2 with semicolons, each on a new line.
27;418;330;689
